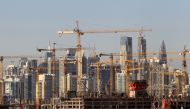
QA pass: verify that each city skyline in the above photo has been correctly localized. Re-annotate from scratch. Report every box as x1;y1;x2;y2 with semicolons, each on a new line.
0;0;190;56
1;1;190;108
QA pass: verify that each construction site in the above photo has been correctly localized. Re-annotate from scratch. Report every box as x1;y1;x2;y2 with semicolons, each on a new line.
1;22;190;109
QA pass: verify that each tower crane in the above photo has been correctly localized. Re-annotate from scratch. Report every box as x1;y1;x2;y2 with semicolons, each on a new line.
57;21;151;95
37;42;91;99
89;61;103;95
98;53;142;96
157;71;185;97
98;53;120;96
89;61;110;95
179;46;190;96
90;60;143;95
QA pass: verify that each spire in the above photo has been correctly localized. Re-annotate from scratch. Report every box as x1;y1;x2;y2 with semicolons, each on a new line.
161;40;166;50
159;40;167;64
48;41;51;52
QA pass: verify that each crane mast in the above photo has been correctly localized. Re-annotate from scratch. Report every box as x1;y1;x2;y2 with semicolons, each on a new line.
179;46;190;96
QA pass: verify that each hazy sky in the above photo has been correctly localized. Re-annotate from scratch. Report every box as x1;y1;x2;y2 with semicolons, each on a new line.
0;0;190;58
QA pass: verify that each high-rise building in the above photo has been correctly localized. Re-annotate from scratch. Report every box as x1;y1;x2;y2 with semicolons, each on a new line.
147;57;169;98
59;57;66;97
64;48;87;75
137;37;147;80
158;41;169;96
21;73;32;101
100;64;120;95
5;65;18;76
19;59;37;102
159;40;167;65
115;72;126;95
38;74;53;100
4;75;20;104
65;49;77;75
87;55;100;93
138;37;146;61
66;73;77;91
120;36;132;70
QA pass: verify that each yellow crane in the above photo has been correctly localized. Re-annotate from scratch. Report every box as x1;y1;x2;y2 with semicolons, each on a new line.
89;61;111;95
89;59;142;96
125;60;144;97
57;21;151;95
97;50;190;97
37;42;94;98
98;53;143;96
157;71;185;97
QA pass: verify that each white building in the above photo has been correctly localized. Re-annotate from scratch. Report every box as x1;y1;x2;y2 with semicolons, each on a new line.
66;73;77;91
4;76;20;104
5;65;18;76
115;72;126;95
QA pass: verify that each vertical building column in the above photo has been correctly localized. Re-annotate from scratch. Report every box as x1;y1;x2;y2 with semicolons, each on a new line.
0;56;4;104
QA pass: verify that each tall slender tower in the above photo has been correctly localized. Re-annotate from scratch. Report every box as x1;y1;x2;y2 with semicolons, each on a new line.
138;37;146;61
137;36;146;80
159;40;167;65
159;40;169;96
0;56;3;104
120;36;132;70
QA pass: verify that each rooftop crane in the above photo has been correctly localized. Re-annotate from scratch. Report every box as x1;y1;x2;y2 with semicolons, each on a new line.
57;21;151;95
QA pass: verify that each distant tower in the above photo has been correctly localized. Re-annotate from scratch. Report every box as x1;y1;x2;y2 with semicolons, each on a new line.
159;40;167;65
138;37;146;61
120;36;132;70
159;40;169;96
65;48;77;75
137;36;147;80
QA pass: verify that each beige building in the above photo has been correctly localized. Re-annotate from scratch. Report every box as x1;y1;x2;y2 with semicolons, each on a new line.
38;74;53;100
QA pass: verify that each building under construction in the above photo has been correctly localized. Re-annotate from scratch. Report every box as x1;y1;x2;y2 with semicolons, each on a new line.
1;23;190;109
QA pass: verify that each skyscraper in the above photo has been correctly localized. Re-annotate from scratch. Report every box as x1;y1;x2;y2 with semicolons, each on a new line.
115;72;126;95
138;37;146;61
137;36;147;80
120;36;132;70
65;48;77;75
38;74;53;99
159;40;167;65
159;40;169;96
